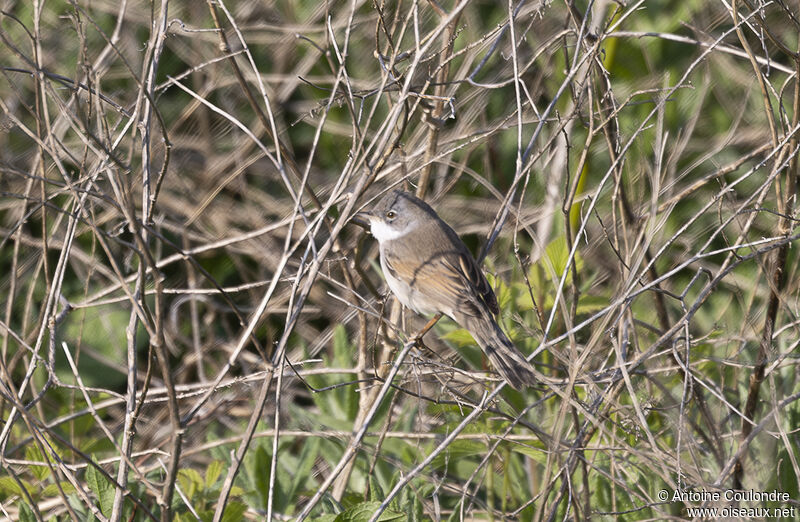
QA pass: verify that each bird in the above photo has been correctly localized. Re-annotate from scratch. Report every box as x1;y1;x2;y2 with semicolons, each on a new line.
353;189;537;389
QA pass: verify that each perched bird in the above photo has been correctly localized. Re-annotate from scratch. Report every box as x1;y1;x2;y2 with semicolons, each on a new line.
354;189;536;389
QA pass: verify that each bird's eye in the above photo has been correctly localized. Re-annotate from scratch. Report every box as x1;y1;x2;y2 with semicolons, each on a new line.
385;210;396;219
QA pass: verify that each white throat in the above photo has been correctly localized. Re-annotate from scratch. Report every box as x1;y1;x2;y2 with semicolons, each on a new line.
370;220;410;242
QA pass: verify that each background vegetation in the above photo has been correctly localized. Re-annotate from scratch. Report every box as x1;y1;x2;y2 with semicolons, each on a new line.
1;0;799;520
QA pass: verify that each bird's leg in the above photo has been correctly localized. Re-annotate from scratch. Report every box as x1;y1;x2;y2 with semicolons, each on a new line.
384;314;441;379
410;315;442;377
411;313;443;344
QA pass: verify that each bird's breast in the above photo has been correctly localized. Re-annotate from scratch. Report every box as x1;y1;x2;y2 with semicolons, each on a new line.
379;247;440;316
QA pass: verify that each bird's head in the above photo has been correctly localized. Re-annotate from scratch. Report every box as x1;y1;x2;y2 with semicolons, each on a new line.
352;190;434;242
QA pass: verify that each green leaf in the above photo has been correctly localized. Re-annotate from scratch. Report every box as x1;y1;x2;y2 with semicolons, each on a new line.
333;501;404;522
61;308;129;389
220;501;247;522
513;281;537;312
0;476;28;497
311;516;339;522
253;445;271;509
394;485;424;522
198;509;215;522
205;460;224;489
486;273;512;309
286;437;321;512
319;494;343;515
525;236;584;294
17;501;37;522
367;475;384;502
441;328;476;347
25;445;51;481
545;235;583;278
510;443;546;461
407;492;423;522
576;295;607;315
430;440;485;469
63;406;95;438
85;463;115;518
41;481;76;497
178;468;204;501
332;324;352;367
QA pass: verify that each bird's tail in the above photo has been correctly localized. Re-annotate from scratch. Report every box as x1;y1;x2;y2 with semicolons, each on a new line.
456;312;537;390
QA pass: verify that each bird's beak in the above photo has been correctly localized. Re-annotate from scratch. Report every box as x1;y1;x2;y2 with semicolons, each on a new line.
351;210;373;230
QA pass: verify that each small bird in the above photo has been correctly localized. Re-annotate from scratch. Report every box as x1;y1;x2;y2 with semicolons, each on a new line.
354;189;537;389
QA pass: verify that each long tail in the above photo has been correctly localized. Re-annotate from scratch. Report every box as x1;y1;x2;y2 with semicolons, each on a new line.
456;312;537;390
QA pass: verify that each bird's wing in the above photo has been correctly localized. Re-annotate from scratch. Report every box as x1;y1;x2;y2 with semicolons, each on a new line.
449;249;499;316
434;220;500;316
383;244;498;317
382;248;463;304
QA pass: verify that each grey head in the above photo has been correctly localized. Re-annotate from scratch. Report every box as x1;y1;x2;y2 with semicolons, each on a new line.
354;190;442;243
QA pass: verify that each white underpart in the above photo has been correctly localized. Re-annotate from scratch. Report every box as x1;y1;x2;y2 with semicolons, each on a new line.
370;218;440;316
370;219;409;242
379;244;441;316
